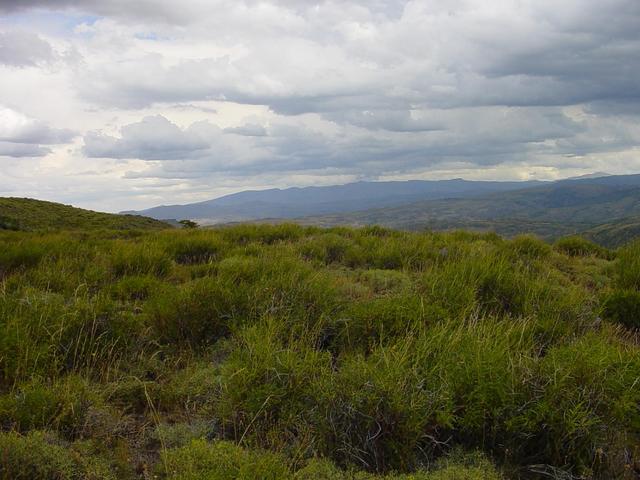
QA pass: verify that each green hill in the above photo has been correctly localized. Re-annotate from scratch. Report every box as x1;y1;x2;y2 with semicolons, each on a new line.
0;197;172;231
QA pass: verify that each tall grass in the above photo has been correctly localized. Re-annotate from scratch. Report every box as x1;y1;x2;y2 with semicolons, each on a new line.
0;224;637;479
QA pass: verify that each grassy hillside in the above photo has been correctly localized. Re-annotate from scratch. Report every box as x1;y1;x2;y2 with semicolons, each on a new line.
298;180;640;245
0;197;172;231
0;224;639;479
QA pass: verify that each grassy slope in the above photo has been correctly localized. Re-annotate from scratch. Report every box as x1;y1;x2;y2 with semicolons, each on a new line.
0;224;639;479
0;197;172;231
297;183;640;246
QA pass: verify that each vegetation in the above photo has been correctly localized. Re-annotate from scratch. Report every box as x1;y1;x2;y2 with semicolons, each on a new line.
0;197;171;231
298;179;640;247
0;223;639;479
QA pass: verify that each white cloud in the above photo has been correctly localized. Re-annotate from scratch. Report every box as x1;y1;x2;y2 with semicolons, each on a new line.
0;0;638;210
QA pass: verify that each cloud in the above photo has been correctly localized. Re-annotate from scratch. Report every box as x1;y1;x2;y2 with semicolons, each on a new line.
0;141;50;157
1;0;639;210
83;115;215;159
0;106;75;157
0;30;54;67
224;123;267;136
0;106;75;144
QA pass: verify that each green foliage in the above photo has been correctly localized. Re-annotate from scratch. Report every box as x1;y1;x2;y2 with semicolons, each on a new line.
554;236;611;258
0;224;638;479
615;239;640;290
110;241;173;277
602;289;640;329
0;431;116;480
160;440;289;479
179;219;199;229
0;197;170;232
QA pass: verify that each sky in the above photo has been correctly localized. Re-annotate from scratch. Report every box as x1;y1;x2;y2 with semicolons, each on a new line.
0;0;639;212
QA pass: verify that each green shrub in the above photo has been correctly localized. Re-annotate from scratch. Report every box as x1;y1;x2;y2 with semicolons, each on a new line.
160;440;290;479
215;323;332;451
110;241;172;277
0;290;130;385
554;236;610;258
519;333;640;476
163;233;225;264
311;346;437;472
0;239;45;277
615;240;640;290
146;278;237;347
508;234;551;260
337;294;427;351
0;376;99;438
0;431;116;480
602;289;640;329
111;275;164;301
219;223;305;245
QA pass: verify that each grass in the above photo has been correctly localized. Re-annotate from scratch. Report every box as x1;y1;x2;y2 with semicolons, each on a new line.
0;223;639;479
0;197;171;231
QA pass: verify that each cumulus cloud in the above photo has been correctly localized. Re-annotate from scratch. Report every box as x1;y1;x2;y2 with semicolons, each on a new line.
0;106;75;157
83;115;215;159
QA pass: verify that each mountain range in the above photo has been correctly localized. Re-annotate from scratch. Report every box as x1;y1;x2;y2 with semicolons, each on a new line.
122;179;546;223
297;174;640;246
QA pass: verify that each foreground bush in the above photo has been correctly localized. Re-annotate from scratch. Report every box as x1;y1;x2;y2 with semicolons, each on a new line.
0;431;116;480
0;225;638;479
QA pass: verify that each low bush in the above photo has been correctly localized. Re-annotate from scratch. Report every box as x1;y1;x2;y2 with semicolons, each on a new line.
615;240;640;290
554;236;610;259
160;439;289;479
110;241;172;277
0;431;116;480
602;289;640;329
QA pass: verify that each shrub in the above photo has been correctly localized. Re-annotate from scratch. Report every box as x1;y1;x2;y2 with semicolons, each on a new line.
0;376;99;438
215;323;332;451
159;440;290;479
554;236;610;259
163;233;225;265
602;289;640;329
111;275;164;301
146;278;238;347
519;333;640;476
615;240;640;290
508;235;551;260
336;294;427;352
0;431;116;480
110;241;172;277
0;238;45;277
311;346;437;472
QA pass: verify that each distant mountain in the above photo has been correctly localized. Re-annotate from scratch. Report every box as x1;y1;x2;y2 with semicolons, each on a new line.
123;179;545;223
0;198;172;231
296;174;640;246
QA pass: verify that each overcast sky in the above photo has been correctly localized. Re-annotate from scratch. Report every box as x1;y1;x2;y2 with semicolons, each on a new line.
0;0;639;211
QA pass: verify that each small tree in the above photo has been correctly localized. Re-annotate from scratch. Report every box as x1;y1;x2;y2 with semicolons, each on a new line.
179;219;199;229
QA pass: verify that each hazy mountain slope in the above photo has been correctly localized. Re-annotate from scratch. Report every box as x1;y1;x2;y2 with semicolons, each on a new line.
297;174;640;244
0;197;172;231
123;179;544;223
582;216;640;248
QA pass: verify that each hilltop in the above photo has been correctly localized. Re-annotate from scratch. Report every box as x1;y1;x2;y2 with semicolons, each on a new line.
0;197;172;231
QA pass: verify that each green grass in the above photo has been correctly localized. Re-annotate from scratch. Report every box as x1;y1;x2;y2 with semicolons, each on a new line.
0;224;638;479
0;197;171;231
